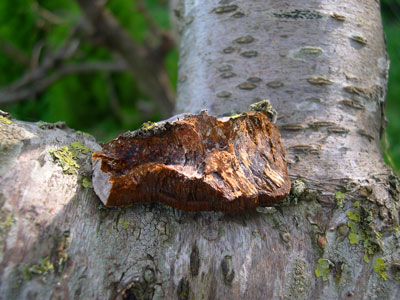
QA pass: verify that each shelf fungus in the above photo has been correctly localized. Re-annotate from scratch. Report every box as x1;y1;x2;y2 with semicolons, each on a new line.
92;100;290;212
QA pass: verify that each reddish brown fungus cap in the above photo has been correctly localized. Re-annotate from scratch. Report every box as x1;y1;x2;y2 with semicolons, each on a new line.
92;104;290;212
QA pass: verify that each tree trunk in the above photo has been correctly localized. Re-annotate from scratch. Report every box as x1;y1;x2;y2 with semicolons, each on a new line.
1;1;399;299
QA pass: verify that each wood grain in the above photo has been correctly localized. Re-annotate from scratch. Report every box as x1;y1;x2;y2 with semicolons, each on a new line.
92;109;290;212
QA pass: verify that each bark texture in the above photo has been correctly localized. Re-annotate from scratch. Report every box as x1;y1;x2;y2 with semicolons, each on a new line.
174;0;389;184
1;0;400;300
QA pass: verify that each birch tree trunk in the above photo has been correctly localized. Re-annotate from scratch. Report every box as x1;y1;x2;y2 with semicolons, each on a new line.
1;0;400;299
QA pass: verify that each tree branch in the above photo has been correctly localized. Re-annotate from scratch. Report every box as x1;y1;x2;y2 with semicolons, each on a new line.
0;41;30;66
30;41;45;68
136;0;164;38
8;36;81;92
76;0;175;117
0;61;128;105
0;1;175;117
105;72;123;120
33;1;65;25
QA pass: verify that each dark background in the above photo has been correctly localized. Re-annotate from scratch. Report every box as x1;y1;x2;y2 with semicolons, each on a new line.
0;0;399;172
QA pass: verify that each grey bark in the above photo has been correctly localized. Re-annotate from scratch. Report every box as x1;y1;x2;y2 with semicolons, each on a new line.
0;1;400;300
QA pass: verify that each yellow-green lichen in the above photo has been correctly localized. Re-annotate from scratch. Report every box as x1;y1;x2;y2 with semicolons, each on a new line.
129;120;175;138
119;220;130;230
0;211;14;243
82;177;93;188
49;142;92;175
346;201;382;264
348;222;362;244
335;192;345;208
49;146;79;175
38;121;66;130
140;121;156;131
77;131;94;139
230;114;244;120
315;258;332;281
363;254;370;264
1;214;13;230
20;257;54;280
69;141;92;156
0;116;12;125
374;258;387;280
249;99;277;122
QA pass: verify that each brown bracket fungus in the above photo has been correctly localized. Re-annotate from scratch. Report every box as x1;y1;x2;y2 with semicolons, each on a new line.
92;100;290;212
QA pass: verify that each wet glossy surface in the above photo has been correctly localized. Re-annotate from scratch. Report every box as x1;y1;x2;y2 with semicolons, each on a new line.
92;110;290;212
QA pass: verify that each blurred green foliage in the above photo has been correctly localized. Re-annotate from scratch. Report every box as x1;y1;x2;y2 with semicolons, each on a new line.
0;0;176;141
0;0;399;173
382;0;400;172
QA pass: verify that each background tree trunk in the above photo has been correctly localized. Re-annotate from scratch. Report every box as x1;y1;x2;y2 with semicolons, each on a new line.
1;0;400;299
